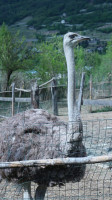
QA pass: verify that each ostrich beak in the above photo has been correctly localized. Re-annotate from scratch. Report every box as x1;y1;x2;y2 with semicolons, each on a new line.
77;35;90;43
70;33;90;45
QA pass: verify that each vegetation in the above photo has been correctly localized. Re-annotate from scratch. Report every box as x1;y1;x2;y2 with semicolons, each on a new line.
28;36;66;84
92;106;112;113
0;0;112;33
75;37;112;83
0;23;35;90
0;0;112;119
98;27;112;33
73;45;102;85
0;22;112;90
94;38;112;81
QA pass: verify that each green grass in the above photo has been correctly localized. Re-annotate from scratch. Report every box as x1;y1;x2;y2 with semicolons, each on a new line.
91;106;112;113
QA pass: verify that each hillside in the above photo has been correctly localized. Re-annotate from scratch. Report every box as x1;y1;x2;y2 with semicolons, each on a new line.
1;0;112;34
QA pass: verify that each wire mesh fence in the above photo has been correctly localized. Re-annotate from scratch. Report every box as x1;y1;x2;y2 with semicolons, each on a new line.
0;78;112;119
0;114;112;199
92;81;112;99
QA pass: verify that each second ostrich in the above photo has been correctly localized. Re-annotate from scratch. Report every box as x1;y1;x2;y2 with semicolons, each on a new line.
0;32;89;200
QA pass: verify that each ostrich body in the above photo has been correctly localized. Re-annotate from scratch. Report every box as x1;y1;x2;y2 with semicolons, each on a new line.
0;32;89;200
0;109;85;199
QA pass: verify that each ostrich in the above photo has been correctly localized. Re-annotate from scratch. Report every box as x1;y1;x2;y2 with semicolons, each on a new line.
63;32;89;122
0;32;89;200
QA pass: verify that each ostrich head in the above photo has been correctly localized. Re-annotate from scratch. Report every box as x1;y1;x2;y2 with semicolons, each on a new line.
63;32;90;48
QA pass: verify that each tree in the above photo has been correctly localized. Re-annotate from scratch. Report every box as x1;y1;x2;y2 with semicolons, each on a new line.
74;46;85;72
93;38;112;82
34;36;66;84
33;37;102;86
0;23;34;90
84;50;101;81
74;45;102;84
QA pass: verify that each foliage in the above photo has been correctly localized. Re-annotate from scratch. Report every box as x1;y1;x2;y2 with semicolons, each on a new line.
27;37;102;85
0;21;111;88
95;38;112;81
32;36;102;85
0;23;35;89
49;24;69;35
0;0;112;33
36;34;46;42
92;106;112;113
74;46;101;84
74;46;85;73
84;51;101;77
98;27;112;33
33;36;66;84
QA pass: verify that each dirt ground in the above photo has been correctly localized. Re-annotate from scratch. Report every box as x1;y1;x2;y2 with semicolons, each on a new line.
59;107;112;122
59;110;112;200
0;110;112;199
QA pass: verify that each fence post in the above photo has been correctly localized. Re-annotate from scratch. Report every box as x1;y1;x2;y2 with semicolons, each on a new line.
17;82;24;113
31;80;39;109
11;82;15;116
51;78;58;115
89;75;92;113
77;72;85;112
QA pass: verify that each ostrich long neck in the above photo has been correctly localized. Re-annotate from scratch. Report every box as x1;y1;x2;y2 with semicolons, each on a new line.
64;46;76;122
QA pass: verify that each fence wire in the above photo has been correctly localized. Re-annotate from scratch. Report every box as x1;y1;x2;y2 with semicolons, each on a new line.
0;116;112;199
92;81;112;99
0;79;112;118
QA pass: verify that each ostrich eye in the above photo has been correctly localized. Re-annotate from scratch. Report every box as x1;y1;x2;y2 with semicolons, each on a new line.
69;34;77;39
69;35;75;39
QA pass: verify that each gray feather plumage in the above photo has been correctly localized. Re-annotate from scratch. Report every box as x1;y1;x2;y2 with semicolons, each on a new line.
0;109;86;186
